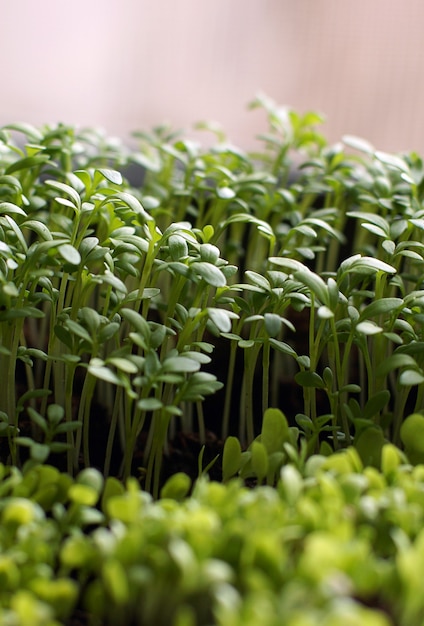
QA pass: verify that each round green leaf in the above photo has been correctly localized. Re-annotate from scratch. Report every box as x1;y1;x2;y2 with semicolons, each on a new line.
222;436;242;482
264;313;282;337
88;359;124;385
58;244;81;266
376;354;417;377
107;357;138;374
400;413;424;452
356;321;383;335
295;371;325;388
168;234;188;261
137;397;163;411
207;308;237;333
160;472;191;501
216;186;236;200
68;483;99;507
251;441;269;482
163;356;200;373
261;408;289;455
399;370;424;386
317;305;334;319
97;168;123;185
192;262;226;287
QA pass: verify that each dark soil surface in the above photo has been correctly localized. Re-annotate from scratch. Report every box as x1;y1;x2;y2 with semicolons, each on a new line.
159;430;225;484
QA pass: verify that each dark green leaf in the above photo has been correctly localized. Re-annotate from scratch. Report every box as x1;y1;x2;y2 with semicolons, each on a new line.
376;354;417;377
29;443;50;462
65;320;92;343
269;338;297;357
55;422;82;434
47;404;64;426
359;298;403;320
295;371;325;388
54;325;73;349
363;390;390;420
27;407;47;432
98;322;120;343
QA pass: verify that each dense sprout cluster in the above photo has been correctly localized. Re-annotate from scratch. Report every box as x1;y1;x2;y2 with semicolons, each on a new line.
2;99;424;623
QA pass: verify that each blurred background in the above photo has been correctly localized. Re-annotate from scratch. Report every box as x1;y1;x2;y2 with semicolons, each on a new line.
1;0;423;153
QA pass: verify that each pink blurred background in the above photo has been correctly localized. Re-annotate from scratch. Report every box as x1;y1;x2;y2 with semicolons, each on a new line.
1;0;423;152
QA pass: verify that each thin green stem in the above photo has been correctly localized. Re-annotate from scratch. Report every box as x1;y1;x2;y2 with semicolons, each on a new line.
196;401;206;445
221;339;238;438
75;372;97;472
393;385;412;446
262;339;271;416
240;339;262;444
64;361;78;472
103;386;123;477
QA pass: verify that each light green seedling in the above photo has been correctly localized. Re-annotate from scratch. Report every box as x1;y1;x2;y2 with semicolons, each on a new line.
400;413;424;464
